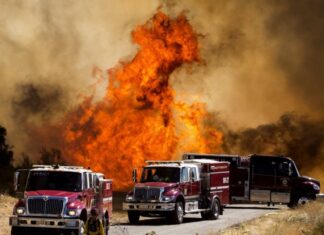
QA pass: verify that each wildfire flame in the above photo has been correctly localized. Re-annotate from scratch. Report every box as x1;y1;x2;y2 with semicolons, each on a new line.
61;12;223;191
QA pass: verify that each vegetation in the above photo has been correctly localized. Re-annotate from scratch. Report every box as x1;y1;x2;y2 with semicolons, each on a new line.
0;126;15;193
214;201;324;235
0;124;66;194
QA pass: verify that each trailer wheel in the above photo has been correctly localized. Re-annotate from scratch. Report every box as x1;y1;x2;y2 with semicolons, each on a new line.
170;201;184;224
128;211;140;224
208;199;220;220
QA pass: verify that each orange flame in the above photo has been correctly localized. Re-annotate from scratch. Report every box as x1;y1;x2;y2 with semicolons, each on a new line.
61;12;223;191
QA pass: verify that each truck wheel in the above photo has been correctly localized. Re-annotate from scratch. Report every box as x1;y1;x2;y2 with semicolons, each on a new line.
79;220;85;235
288;196;311;208
80;210;87;223
208;199;220;220
128;211;140;224
201;211;209;220
11;227;22;235
170;201;184;224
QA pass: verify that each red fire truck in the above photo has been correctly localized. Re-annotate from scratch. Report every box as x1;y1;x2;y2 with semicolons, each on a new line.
9;165;113;235
183;153;321;207
123;159;230;224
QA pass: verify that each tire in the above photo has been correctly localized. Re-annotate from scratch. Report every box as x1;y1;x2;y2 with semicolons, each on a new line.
128;211;140;224
102;218;109;235
79;220;85;235
170;201;184;224
80;210;87;223
11;227;22;235
201;211;209;220
288;196;311;208
207;199;220;220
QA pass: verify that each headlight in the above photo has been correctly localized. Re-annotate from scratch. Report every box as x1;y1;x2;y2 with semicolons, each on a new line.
313;184;320;191
161;195;174;202
67;210;77;216
16;207;25;215
126;195;134;202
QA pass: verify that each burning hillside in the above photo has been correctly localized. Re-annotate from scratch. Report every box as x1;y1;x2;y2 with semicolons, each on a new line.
60;12;222;190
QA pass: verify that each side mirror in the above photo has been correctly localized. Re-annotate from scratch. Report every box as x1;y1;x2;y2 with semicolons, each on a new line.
14;170;29;199
132;168;137;183
14;171;20;191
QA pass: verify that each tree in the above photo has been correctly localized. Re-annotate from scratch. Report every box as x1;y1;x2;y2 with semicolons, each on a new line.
0;126;13;166
0;125;14;193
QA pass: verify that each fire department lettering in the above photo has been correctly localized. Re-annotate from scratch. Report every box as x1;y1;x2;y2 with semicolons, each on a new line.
223;177;229;184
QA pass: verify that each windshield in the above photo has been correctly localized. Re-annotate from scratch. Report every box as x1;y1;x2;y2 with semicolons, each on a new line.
26;171;82;192
140;167;180;183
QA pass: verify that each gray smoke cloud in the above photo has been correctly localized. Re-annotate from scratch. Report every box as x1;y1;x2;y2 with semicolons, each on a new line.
220;113;324;183
0;0;160;156
165;0;324;128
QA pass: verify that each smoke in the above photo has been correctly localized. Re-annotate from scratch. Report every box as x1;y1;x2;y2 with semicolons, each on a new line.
1;0;323;182
219;113;324;183
0;0;160;155
163;0;324;128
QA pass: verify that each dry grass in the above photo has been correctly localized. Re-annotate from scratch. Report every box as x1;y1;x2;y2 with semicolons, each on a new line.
213;201;324;235
0;194;16;235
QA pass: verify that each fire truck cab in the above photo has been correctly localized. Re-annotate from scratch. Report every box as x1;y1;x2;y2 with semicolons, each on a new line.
123;159;229;224
9;165;113;235
183;153;321;207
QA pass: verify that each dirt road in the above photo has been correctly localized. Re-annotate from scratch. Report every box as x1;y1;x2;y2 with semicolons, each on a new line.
110;204;286;235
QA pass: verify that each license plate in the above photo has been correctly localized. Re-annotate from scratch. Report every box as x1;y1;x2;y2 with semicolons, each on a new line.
36;220;52;225
139;205;155;209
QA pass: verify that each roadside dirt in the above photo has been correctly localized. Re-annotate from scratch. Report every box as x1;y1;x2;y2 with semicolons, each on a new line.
214;200;324;235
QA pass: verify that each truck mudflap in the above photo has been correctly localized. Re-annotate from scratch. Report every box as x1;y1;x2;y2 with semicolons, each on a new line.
123;202;175;211
9;216;84;232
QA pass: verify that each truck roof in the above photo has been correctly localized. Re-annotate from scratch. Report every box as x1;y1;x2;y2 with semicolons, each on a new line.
30;165;94;174
183;153;240;158
145;161;199;168
184;159;228;165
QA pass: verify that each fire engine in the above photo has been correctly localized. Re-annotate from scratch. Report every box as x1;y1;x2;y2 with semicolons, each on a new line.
183;153;321;207
123;159;230;224
9;165;113;235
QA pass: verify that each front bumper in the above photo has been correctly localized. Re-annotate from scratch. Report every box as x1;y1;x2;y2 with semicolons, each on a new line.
123;202;175;211
9;216;83;230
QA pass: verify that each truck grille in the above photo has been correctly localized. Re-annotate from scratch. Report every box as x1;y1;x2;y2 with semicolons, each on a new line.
134;187;162;202
28;197;64;215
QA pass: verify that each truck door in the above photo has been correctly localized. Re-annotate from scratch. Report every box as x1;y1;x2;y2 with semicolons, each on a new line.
14;169;29;199
99;180;113;221
180;167;191;197
270;158;295;203
189;167;200;196
275;159;293;190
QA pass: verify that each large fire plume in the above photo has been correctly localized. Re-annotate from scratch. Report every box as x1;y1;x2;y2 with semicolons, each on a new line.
61;12;222;190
